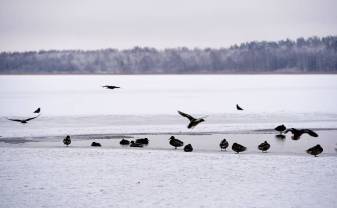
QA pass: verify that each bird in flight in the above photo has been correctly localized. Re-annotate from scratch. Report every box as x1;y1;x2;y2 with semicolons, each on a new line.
284;128;318;140
34;107;41;114
6;114;40;124
177;110;206;129
236;104;244;110
102;85;120;90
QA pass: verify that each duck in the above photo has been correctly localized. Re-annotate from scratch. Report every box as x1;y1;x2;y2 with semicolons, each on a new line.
130;141;143;148
184;144;193;152
258;141;270;152
306;144;323;157
91;142;102;147
63;135;71;146
219;138;229;151
135;138;149;145
169;136;184;149
274;124;286;134
177;111;206;129
120;139;130;145
285;128;318;140
232;143;247;153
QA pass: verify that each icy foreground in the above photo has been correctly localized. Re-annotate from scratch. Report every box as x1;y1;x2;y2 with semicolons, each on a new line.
0;148;336;208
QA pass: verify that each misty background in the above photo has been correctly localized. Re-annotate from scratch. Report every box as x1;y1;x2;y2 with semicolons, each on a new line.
0;0;337;73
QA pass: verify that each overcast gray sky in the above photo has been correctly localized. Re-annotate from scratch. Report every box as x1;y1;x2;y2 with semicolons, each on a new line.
0;0;337;51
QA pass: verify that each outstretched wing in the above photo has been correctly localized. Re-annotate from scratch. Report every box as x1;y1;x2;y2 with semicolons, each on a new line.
284;128;294;134
6;117;23;122
303;129;319;137
34;108;40;113
177;111;195;121
24;114;40;122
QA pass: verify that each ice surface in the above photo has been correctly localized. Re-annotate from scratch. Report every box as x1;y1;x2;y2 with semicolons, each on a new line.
0;147;336;208
1;75;337;138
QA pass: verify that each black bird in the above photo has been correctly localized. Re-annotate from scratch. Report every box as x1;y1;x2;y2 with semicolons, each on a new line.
274;124;286;134
34;107;41;114
236;104;243;111
120;139;130;145
219;138;229;151
184;144;193;152
169;136;184;149
91;142;102;147
285;128;318;140
135;138;149;145
177;111;206;129
232;143;247;153
258;141;270;152
306;144;323;157
6;114;40;124
63;135;71;146
130;141;143;148
102;85;120;90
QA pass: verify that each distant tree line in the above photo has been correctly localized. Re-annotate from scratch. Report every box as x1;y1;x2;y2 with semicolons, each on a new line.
0;36;337;74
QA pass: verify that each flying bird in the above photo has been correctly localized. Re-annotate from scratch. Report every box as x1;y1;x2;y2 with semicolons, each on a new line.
236;104;244;111
34;107;41;114
63;135;71;146
6;114;40;124
285;128;318;140
184;144;193;152
219;138;229;151
102;85;120;90
258;141;270;152
177;111;206;129
306;144;323;157
169;136;184;149
232;143;247;153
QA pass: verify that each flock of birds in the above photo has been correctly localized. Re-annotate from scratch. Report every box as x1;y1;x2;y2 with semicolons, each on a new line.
3;85;326;157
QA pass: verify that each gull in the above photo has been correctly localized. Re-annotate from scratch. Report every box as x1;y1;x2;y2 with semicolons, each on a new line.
177;110;206;129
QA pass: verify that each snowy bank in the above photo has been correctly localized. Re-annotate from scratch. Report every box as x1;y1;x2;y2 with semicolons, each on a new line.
0;147;336;208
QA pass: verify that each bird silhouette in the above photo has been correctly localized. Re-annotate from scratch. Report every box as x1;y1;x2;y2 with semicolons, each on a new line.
135;138;149;145
177;111;206;129
285;128;318;140
258;141;270;152
130;141;143;147
102;85;120;90
169;136;184;149
63;135;71;146
120;139;130;145
91;142;101;147
274;124;286;134
6;114;40;124
306;144;323;157
34;107;41;114
184;144;193;152
232;143;247;153
219;138;229;151
236;104;243;110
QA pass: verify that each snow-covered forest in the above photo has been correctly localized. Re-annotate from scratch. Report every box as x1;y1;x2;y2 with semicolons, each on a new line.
0;36;336;74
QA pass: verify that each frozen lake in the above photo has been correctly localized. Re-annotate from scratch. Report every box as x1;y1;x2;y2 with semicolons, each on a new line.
0;75;337;137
